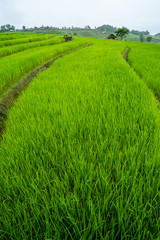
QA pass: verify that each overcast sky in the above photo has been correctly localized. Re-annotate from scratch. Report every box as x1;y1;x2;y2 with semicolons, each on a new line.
0;0;160;34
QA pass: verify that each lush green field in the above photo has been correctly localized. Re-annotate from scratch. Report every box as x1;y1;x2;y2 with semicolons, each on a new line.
0;37;89;97
0;32;34;41
0;34;56;47
0;34;160;239
0;36;65;57
127;41;160;99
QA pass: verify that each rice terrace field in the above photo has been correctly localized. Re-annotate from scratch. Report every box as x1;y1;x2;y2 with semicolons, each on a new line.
0;32;160;240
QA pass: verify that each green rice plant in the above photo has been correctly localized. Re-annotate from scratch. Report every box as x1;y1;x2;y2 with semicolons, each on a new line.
0;32;34;41
0;39;160;239
0;34;56;47
127;42;160;99
0;38;90;96
0;36;65;57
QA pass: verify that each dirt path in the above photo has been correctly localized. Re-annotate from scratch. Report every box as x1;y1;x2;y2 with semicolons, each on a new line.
0;43;92;137
123;48;130;61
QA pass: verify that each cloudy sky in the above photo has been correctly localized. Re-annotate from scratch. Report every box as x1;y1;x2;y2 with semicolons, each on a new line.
0;0;160;34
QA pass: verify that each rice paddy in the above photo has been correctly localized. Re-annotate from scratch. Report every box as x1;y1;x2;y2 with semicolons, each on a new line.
0;33;160;239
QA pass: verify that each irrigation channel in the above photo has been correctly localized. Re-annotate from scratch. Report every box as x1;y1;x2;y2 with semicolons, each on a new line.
0;43;92;137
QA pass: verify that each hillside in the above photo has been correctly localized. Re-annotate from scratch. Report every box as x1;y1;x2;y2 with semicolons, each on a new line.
27;28;160;43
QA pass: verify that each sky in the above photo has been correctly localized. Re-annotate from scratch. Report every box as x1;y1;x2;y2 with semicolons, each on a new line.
0;0;160;34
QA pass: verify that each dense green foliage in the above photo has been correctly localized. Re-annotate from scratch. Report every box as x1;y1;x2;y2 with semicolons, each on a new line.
115;27;130;40
0;24;15;32
146;36;152;42
0;35;160;239
140;34;145;42
130;30;150;36
97;24;117;33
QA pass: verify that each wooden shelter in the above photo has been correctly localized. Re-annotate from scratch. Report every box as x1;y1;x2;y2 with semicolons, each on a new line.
63;35;74;42
106;34;117;40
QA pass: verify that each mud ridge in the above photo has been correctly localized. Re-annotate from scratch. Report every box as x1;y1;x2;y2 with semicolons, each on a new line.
123;48;130;61
0;43;92;137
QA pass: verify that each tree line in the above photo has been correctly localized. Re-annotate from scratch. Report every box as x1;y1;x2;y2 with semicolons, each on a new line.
0;24;156;42
0;24;15;32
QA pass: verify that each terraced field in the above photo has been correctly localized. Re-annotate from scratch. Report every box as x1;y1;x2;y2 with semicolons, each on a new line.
0;32;34;41
127;41;160;99
0;33;160;239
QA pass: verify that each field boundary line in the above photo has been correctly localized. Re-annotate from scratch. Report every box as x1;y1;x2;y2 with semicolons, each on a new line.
0;43;92;138
123;48;130;61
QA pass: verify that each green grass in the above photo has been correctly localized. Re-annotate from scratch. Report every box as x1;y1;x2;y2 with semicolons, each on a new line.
127;41;160;99
0;37;90;97
0;39;160;239
0;32;34;41
0;36;65;57
0;34;56;47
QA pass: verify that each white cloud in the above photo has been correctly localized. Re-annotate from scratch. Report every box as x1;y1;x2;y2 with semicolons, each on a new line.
0;0;159;34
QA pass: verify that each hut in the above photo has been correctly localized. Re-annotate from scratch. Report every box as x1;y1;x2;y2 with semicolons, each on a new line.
106;34;117;40
63;35;75;42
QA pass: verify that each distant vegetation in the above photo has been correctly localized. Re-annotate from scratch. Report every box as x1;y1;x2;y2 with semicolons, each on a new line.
0;24;160;43
155;33;160;36
0;24;15;32
96;24;117;32
130;29;150;35
115;27;130;40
